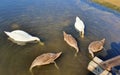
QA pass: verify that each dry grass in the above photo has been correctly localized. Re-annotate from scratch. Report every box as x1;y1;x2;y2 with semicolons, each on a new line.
101;0;120;7
92;0;120;12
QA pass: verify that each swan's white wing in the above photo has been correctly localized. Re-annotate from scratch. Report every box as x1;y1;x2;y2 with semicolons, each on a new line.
4;30;34;42
75;17;85;31
11;30;32;37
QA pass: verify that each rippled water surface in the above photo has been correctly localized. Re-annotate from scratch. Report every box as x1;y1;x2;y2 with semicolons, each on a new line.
0;0;120;75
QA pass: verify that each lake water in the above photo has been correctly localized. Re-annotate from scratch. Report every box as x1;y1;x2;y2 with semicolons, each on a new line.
0;0;120;75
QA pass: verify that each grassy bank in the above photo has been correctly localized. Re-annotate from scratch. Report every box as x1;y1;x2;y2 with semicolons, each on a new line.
92;0;120;12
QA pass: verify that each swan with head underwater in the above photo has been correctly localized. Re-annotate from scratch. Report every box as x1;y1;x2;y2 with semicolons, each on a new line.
63;31;79;56
4;30;44;45
74;16;85;38
88;38;105;58
29;52;62;75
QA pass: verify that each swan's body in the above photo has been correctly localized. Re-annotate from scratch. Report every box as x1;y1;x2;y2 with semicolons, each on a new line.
63;31;79;56
74;16;85;38
4;30;40;45
29;52;62;71
88;38;105;57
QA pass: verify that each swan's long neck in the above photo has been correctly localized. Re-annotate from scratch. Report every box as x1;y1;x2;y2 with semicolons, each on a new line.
74;47;79;57
80;30;84;38
89;49;94;58
30;37;40;41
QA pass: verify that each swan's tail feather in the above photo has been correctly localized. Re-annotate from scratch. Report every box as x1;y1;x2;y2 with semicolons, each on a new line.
4;31;11;36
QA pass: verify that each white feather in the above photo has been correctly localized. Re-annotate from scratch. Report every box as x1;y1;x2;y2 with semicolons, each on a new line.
75;16;85;32
4;30;40;42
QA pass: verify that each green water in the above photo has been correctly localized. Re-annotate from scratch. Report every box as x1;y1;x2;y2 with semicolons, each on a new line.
0;0;120;75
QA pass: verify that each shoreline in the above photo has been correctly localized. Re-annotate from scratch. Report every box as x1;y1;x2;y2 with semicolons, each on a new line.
92;0;120;12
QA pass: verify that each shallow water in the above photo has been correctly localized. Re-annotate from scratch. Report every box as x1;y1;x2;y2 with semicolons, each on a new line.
0;0;120;75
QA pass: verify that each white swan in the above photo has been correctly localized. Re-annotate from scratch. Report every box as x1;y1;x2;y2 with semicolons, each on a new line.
4;30;43;45
74;16;85;38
